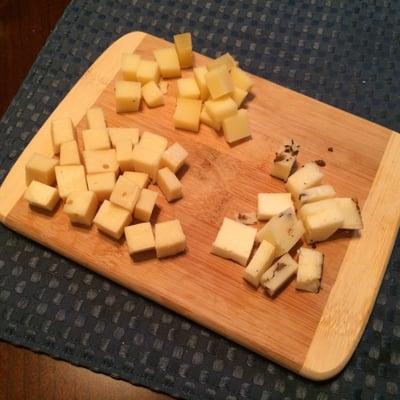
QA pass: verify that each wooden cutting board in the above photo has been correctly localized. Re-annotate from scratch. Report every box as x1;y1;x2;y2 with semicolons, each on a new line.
0;32;399;381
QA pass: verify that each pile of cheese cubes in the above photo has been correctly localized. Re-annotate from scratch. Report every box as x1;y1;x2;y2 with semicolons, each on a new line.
211;140;363;296
115;33;254;144
24;106;188;259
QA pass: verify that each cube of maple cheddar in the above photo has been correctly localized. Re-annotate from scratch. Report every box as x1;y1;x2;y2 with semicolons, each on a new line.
115;81;141;113
64;191;98;226
55;165;87;200
157;167;183;202
51;118;75;154
155;219;186;258
177;77;200;99
125;222;155;255
123;171;149;190
86;107;106;129
134;188;158;222
110;175;140;213
139;131;168;154
25;153;58;186
174;32;193;68
132;145;162;181
59;140;81;166
205;96;237;123
24;181;60;211
205;65;234;99
161;143;188;173
230;67;253;91
121;53;141;81
83;149;119;175
207;53;237;71
82;128;111;151
108;128;139;148
230;87;248;107
142;81;164;108
115;138;134;171
222;109;251;144
200;105;221;131
153;47;181;78
136;59;160;84
86;172;116;201
93;200;132;240
173;98;202;132
193;67;210;101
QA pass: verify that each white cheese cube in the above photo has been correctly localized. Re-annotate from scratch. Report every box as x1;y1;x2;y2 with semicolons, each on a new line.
86;107;106;129
59;140;81;166
82;128;111;151
86;172;116;202
205;65;234;99
121;53;141;81
200;105;221;131
109;175;140;213
222;109;251;144
157;167;183;202
286;162;323;199
161;142;188;173
51;118;75;154
155;219;186;258
123;171;150;190
257;193;294;221
115;138;134;171
335;198;363;230
296;247;324;293
25;153;58;186
142;81;164;108
205;96;237;123
153;47;181;78
173;32;193;68
108;128;139;148
136;59;160;84
193;66;210;101
24;181;60;211
173;98;202;132
297;184;336;207
177;77;200;99
207;53;237;71
134;188;158;222
125;222;155;255
230;67;253;91
139;131;168;154
132;145;162;181
64;191;98;226
55;165;87;200
115;80;141;113
271;140;300;182
83;149;119;175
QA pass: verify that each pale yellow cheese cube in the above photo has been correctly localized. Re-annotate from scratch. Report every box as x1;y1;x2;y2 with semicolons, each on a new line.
173;98;202;132
230;87;248;107
121;53;141;81
136;59;160;84
161;142;188;173
24;181;60;211
177;77;200;99
222;109;251;144
55;165;87;200
109;175;140;213
83;149;119;175
59;140;81;166
134;188;158;222
296;247;323;293
193;66;210;101
64;190;98;226
298;185;336;207
25;153;58;186
93;200;132;240
108;128;139;148
139;131;168;154
335;198;363;230
271;140;300;182
123;171;149;190
207;53;237;71
173;32;192;68
230;67;253;91
131;145;162;180
205;96;237;123
115;138;134;171
200;105;221;131
257;193;294;221
155;219;186;258
86;107;106;129
87;172;116;201
82;128;111;151
142;81;164;108
51;118;75;154
115;80;141;113
286;162;323;199
125;222;155;255
153;47;181;79
205;65;234;99
157;167;183;202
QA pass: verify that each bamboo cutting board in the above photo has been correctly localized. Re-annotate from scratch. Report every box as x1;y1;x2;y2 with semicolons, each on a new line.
0;32;399;381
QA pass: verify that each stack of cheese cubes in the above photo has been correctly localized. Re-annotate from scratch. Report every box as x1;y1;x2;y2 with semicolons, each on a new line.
24;107;188;260
211;139;363;296
115;32;254;145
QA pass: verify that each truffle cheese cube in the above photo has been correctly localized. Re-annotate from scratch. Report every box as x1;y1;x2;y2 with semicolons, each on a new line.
222;108;250;144
157;167;183;202
24;181;60;211
136;59;160;84
131;145;162;180
139;131;168;154
108;128;139;148
205;65;234;99
51;118;75;154
211;217;256;266
205;95;237;123
298;184;336;207
83;149;119;175
59;140;81;166
115;80;141;113
93;200;132;240
121;53;141;81
173;32;193;68
177;77;200;99
230;67;253;91
125;222;155;255
142;81;164;108
257;193;294;221
123;171;149;189
193;66;210;101
82;128;111;151
87;172;116;202
173;98;202;132
55;165;87;199
64;190;98;226
207;53;237;71
110;175;140;213
161;142;188;173
230;87;248;107
115;138;134;171
155;219;186;258
153;47;181;78
25;153;58;186
200;105;221;131
134;188;158;222
271;140;300;182
296;247;324;293
335;198;363;230
286;162;323;199
86;107;106;129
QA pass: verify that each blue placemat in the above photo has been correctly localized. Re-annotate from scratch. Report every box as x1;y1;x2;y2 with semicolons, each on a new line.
0;1;399;399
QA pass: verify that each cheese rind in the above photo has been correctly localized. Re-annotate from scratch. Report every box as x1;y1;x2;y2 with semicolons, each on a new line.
205;96;237;123
205;65;234;99
55;165;87;200
83;149;119;175
131;145;162;180
134;188;158;222
59;140;81;166
257;193;294;221
121;53;141;81
82;128;111;151
108;128;139;148
125;223;155;255
115;80;141;113
296;247;323;293
173;98;202;132
86;172;116;202
155;219;186;258
177;77;200;99
86;107;106;129
142;81;164;108
161;143;188;173
64;191;98;226
157;167;183;202
25;153;58;186
286;162;323;199
109;175;140;213
24;181;60;211
51;118;75;154
222;109;250;144
139;131;168;154
173;32;193;68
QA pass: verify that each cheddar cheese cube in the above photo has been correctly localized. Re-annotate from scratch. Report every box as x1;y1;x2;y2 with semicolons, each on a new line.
174;32;193;68
115;80;141;113
193;66;210;101
230;67;253;91
134;188;158;222
153;47;181;78
125;222;155;255
173;98;202;132
205;65;234;99
121;53;141;81
131;145;162;180
155;219;186;258
222;109;251;144
177;77;200;99
142;81;164;108
136;59;160;84
205;95;237;123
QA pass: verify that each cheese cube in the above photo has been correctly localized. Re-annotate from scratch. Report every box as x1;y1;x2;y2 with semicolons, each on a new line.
335;198;363;230
243;240;275;287
64;190;98;226
297;184;336;207
134;188;158;222
123;171;149;189
211;217;256;266
108;128;139;148
161;143;188;173
51;118;75;154
304;207;344;243
132;145;162;180
142;81;164;108
153;47;181;78
205;96;237;123
139;131;168;154
86;107;106;129
286;162;323;199
193;66;210;101
59;140;81;166
155;219;186;258
136;59;160;84
125;223;155;255
207;53;237;71
260;254;298;297
296;247;323;293
298;198;339;221
271;140;300;182
115;80;141;113
200;105;221;131
83;149;119;175
173;98;202;132
157;167;183;202
231;87;248;107
86;172;116;201
115;138;134;171
55;165;87;200
159;80;169;94
24;181;60;211
177;77;200;99
173;32;193;68
25;153;58;186
121;53;141;81
109;175;140;213
257;193;294;221
82;128;111;151
93;200;132;240
230;67;253;91
205;65;234;99
222;109;250;144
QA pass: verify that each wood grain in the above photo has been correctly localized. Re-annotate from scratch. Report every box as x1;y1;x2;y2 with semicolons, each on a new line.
0;32;399;380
